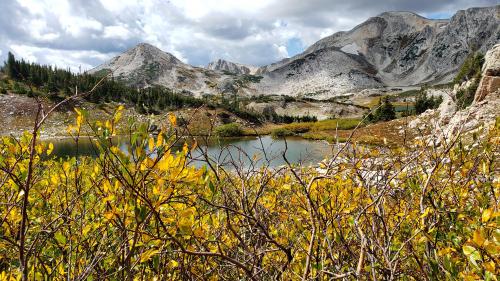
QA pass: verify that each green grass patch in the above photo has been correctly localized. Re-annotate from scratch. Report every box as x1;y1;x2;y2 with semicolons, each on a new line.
214;123;244;137
302;131;347;143
270;128;294;138
282;122;312;134
310;118;362;131
282;118;364;134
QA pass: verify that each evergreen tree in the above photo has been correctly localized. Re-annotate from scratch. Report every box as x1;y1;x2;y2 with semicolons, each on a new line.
368;97;396;123
379;97;396;121
6;52;19;79
415;91;443;114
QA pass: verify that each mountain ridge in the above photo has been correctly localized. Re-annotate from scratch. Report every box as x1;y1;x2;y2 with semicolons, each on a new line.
253;5;499;98
90;5;500;99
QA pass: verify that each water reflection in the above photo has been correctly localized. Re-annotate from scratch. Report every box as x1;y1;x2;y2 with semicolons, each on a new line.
47;136;333;168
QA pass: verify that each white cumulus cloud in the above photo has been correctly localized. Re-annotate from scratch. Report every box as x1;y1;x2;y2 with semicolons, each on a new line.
0;0;497;71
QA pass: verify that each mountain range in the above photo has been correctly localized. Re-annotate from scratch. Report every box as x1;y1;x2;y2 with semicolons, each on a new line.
90;5;499;99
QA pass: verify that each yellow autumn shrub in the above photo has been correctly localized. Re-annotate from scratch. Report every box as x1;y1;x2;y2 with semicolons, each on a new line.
0;107;498;280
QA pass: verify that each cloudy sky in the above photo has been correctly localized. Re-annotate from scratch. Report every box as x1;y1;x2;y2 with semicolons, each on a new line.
0;0;497;71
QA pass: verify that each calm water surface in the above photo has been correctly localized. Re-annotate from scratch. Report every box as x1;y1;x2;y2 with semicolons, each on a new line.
48;136;333;168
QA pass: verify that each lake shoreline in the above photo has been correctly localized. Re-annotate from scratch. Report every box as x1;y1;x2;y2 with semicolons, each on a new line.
47;135;336;168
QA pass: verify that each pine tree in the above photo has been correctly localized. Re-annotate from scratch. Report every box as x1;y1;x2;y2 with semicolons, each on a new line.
379;97;396;121
370;97;396;122
6;52;18;79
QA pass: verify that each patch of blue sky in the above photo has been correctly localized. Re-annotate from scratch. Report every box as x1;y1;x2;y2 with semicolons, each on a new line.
424;12;453;19
286;37;304;57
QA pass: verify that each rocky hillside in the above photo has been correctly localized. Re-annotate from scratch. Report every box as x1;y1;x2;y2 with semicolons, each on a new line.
256;6;499;98
246;98;367;120
409;43;500;139
89;44;264;97
207;59;257;75
90;43;225;96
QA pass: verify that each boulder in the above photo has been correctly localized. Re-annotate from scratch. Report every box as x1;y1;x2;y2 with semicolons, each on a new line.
474;44;500;102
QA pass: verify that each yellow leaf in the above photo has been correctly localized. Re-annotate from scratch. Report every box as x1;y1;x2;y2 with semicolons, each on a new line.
484;241;498;255
103;180;111;193
114;105;124;123
157;157;171;171
140;249;160;263
156;133;164;147
50;175;59;185
63;162;71;173
153;185;160;196
420;207;432;219
194;227;205;238
58;263;65;275
473;229;485;246
47;143;54;156
36;144;43;155
484;260;495;273
169;260;179;268
482;208;493;223
104;212;115;220
437;247;455;256
463;245;476;255
148;137;155;152
178;217;192;234
463;245;481;262
164;187;173;198
168;113;177;126
82;225;92;236
103;194;115;203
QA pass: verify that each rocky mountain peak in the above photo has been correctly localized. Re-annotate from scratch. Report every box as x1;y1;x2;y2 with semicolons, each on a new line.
89;42;187;82
127;42;184;66
377;11;432;20
207;59;256;75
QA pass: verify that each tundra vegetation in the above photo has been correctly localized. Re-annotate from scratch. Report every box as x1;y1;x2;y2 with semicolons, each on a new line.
0;81;498;280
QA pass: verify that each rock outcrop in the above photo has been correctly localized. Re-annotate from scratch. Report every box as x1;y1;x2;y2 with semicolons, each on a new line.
475;44;500;102
207;59;257;75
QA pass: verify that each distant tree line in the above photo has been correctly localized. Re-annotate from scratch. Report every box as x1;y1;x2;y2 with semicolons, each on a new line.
267;113;318;124
2;52;210;111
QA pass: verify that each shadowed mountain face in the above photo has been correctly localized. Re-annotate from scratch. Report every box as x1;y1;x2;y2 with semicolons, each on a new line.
91;6;500;99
